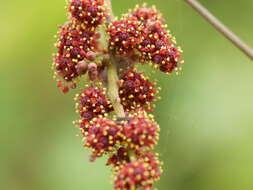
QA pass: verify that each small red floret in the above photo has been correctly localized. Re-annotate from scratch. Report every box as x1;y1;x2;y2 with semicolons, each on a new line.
62;86;69;94
56;81;63;88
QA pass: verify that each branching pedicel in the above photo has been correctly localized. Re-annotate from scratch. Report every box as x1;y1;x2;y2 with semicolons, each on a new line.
52;0;183;189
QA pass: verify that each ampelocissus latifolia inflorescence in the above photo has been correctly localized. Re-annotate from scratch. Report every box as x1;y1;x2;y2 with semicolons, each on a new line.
52;0;184;189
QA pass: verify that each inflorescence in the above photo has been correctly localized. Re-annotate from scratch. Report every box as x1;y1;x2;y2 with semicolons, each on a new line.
52;1;183;189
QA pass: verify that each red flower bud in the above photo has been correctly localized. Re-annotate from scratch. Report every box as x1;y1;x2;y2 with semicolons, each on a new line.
61;86;69;94
87;62;98;80
70;83;77;89
56;81;63;88
86;51;97;61
75;60;88;75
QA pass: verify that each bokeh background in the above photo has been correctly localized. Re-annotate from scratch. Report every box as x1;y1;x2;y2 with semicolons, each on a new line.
1;0;253;189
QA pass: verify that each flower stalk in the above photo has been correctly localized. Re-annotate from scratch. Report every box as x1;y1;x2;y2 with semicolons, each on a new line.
105;0;125;117
107;56;125;117
105;0;137;171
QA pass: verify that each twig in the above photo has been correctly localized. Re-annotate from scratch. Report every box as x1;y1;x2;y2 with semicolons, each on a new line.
185;0;253;60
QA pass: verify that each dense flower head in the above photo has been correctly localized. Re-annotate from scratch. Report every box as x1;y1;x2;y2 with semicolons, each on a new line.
114;152;162;190
107;19;143;55
137;21;182;74
68;0;107;29
140;151;163;181
107;4;183;74
129;5;182;74
75;86;113;125
54;22;100;82
83;117;123;157
121;110;160;151
119;68;158;112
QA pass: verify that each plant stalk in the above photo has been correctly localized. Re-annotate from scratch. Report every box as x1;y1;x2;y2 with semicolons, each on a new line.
107;60;125;117
105;0;138;164
185;0;253;61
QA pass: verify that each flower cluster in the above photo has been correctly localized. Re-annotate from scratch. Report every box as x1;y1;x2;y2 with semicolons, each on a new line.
83;117;122;158
107;19;143;55
53;22;99;82
53;1;183;190
75;86;113;130
108;4;183;74
119;68;158;112
53;0;108;91
68;0;107;29
122;111;160;151
114;152;162;190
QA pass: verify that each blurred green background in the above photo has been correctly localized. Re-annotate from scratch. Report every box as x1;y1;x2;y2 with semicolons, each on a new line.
1;0;253;189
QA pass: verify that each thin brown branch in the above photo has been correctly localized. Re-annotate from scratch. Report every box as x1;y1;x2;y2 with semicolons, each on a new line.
185;0;253;60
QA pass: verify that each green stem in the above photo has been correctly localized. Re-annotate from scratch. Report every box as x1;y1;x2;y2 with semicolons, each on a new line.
105;0;137;154
107;60;125;117
105;0;137;163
